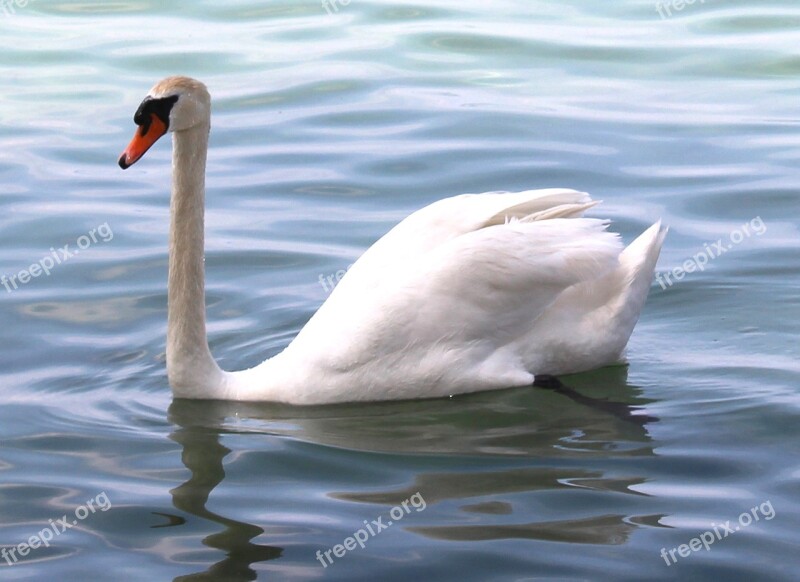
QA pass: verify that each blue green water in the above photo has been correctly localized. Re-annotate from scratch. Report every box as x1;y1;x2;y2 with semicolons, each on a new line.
1;1;799;580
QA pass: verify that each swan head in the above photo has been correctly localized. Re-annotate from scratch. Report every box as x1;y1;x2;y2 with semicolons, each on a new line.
118;76;210;169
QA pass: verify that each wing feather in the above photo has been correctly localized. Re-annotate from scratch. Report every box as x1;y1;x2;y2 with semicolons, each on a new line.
291;217;622;377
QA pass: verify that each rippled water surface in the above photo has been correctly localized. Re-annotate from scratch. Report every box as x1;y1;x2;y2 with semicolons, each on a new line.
1;1;799;580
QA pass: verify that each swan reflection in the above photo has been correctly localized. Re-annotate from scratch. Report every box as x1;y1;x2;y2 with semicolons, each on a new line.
166;404;282;582
165;366;662;578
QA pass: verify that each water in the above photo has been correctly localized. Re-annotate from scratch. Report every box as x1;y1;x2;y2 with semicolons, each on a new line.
1;0;798;580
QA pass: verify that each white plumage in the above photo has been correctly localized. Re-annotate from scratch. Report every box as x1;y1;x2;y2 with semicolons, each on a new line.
119;77;666;404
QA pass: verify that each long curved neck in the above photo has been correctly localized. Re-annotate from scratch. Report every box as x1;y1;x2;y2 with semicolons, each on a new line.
166;122;228;397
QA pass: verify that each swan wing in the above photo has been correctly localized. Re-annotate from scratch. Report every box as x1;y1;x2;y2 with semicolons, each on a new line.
335;189;598;293
284;216;623;402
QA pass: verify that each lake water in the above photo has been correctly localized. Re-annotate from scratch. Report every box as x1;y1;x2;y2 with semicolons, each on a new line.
1;1;798;580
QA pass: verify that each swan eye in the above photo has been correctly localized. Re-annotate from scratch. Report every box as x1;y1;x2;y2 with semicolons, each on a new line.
133;95;179;136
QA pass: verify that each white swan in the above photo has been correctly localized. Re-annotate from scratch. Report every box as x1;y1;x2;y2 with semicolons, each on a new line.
119;76;666;404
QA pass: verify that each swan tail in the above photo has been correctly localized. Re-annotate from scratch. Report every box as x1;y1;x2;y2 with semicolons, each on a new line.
620;220;668;291
517;220;666;375
609;220;668;351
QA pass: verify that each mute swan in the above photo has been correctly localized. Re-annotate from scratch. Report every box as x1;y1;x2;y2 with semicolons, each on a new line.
118;76;666;404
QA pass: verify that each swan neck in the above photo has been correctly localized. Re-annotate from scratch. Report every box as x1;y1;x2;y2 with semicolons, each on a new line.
167;122;225;395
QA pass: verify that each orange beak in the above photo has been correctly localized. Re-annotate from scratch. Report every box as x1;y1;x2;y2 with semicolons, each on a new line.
118;113;168;169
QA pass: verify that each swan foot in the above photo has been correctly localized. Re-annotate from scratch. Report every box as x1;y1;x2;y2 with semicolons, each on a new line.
532;375;658;427
532;374;564;389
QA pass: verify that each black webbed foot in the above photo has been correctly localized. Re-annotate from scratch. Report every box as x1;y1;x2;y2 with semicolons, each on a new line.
532;374;658;427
